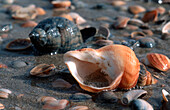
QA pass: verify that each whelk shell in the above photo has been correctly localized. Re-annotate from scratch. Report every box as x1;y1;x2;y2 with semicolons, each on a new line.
121;89;147;105
6;38;32;51
64;45;140;93
128;5;146;15
162;89;170;102
142;10;158;23
141;53;170;71
137;63;157;86
30;64;56;77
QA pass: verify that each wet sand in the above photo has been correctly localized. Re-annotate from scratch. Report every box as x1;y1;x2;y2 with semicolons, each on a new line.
0;0;170;110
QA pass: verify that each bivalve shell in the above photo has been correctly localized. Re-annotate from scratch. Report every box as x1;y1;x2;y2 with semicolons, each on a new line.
142;10;158;23
51;0;71;8
36;7;46;16
128;5;146;14
6;38;32;51
21;21;38;27
141;53;170;71
0;103;4;109
111;1;126;6
112;16;130;29
69;106;88;110
162;89;170;102
162;21;170;34
121;89;147;105
64;45;140;93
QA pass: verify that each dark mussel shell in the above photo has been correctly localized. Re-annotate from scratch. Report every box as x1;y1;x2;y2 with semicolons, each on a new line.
6;38;32;51
29;17;83;54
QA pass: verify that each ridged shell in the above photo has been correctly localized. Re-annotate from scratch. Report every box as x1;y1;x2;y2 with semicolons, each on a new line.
137;63;157;86
142;53;170;71
29;17;83;54
64;45;140;93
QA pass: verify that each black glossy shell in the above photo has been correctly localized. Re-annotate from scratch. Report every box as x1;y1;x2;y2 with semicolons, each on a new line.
29;17;83;54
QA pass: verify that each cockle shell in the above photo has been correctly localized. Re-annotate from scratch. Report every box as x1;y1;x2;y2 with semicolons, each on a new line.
64;45;140;93
141;53;170;71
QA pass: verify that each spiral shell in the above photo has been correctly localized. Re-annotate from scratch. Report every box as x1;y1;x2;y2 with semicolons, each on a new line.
29;17;83;54
64;44;140;93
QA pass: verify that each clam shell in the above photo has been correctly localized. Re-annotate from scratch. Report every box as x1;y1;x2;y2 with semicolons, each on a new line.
131;99;153;110
131;31;146;39
68;12;86;25
38;96;57;103
162;21;170;34
21;21;38;27
36;7;46;16
128;5;146;14
0;103;4;109
51;0;71;8
113;16;130;29
64;45;140;93
162;89;170;102
59;13;73;21
142;10;158;23
111;1;126;6
6;38;32;51
69;106;88;110
0;91;9;99
121;89;147;105
42;99;69;110
142;53;170;71
30;64;56;77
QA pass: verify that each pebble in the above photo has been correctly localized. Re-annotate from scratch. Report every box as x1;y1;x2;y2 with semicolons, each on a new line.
93;91;118;103
69;93;92;102
138;37;155;48
10;60;28;68
52;79;72;88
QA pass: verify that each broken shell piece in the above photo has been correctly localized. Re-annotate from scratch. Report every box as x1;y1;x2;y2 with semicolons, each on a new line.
7;5;22;14
6;38;32;51
68;12;86;25
30;64;56;77
97;26;110;39
142;10;158;23
111;1;126;6
131;31;146;39
162;21;170;34
121;89;147;105
42;99;69;110
38;96;57;103
141;53;170;71
142;29;153;36
113;16;130;29
36;7;46;16
0;88;12;94
162;89;170;102
128;5;146;15
52;78;72;88
0;103;4;109
137;63;157;86
69;106;88;110
131;99;153;110
21;21;38;27
64;45;140;93
0;64;7;68
128;19;144;27
51;0;71;8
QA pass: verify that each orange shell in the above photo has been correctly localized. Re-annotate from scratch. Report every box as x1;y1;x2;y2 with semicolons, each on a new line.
36;7;46;15
128;5;146;14
147;53;170;71
21;21;38;27
51;1;71;8
64;45;140;92
142;10;158;23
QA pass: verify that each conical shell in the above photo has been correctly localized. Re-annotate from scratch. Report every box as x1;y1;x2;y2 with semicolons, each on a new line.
142;53;170;71
121;89;147;105
64;45;140;93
